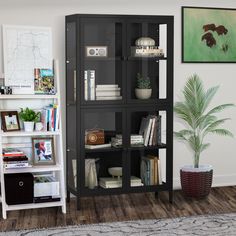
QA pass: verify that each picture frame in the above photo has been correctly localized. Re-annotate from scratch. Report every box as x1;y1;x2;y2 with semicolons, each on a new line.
32;137;55;166
182;6;236;63
1;111;20;132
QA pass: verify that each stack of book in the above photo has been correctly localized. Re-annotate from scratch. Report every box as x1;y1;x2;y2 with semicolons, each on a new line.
99;176;143;188
140;155;162;186
84;70;96;100
2;148;30;169
111;134;144;147
96;84;122;100
139;115;162;146
41;104;60;131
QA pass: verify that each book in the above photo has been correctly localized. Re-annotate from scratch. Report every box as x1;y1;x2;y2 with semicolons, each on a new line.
84;70;88;100
144;117;153;146
85;143;111;149
96;91;120;96
96;96;122;100
158;158;162;184
88;70;95;100
2;148;23;155
149;117;156;146
96;87;120;91
96;84;118;88
140;156;150;185
34;68;55;94
4;163;31;169
157;115;162;145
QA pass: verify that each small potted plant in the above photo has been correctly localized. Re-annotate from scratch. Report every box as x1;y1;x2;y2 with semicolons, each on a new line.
135;73;152;99
174;74;234;198
19;108;41;132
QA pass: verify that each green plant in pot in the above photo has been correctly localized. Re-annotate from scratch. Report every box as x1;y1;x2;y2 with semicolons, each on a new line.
135;73;152;99
19;107;41;132
174;74;234;198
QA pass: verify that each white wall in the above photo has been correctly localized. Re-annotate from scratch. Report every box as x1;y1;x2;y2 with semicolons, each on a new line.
0;0;236;188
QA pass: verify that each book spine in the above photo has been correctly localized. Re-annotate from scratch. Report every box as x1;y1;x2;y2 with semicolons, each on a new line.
51;107;54;131
87;70;91;100
55;105;60;131
96;91;120;96
4;163;30;168
149;118;156;146
84;70;88;100
144;118;152;146
158;158;162;185
89;70;95;100
157;116;162;145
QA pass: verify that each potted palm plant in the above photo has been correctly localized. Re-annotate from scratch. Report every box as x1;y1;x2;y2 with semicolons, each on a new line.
174;74;234;198
135;73;152;99
19;108;41;132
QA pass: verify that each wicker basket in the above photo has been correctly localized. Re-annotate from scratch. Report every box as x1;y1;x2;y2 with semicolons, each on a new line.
180;169;213;198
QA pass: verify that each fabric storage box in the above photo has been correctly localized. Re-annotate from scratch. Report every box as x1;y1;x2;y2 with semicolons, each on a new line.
34;175;60;197
5;173;34;205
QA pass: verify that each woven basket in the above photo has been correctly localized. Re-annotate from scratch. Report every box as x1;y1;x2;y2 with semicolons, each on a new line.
180;169;213;198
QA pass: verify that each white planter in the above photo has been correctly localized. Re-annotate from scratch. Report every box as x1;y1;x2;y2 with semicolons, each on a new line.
181;164;213;172
23;121;35;132
135;88;152;99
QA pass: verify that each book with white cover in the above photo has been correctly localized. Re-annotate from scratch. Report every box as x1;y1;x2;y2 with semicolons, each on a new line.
96;96;122;100
84;70;88;100
96;84;118;88
96;91;120;96
88;70;95;100
149;117;156;146
96;87;121;91
144;117;153;146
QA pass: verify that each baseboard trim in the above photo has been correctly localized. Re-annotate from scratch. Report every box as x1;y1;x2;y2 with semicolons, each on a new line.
173;174;236;190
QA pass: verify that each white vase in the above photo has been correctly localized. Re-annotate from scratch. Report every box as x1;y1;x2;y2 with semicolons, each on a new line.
88;164;97;189
135;88;152;99
23;121;35;132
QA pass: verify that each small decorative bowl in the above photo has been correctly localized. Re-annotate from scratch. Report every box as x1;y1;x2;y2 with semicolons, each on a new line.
108;167;122;179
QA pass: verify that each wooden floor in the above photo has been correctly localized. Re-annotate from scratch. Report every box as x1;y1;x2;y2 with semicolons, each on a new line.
0;186;236;231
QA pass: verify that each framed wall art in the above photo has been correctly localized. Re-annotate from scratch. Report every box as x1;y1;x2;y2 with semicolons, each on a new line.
182;7;236;63
1;111;20;132
32;137;55;165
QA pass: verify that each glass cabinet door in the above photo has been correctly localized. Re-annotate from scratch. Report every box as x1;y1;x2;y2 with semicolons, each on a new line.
126;18;171;103
79;18;125;104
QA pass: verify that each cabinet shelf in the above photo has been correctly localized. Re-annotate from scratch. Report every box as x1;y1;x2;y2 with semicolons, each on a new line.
3;164;62;174
85;57;122;61
1;130;61;137
5;200;64;211
129;144;167;151
85;147;123;153
127;56;167;61
0;94;58;99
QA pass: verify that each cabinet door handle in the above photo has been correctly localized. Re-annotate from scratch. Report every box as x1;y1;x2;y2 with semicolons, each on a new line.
74;70;76;102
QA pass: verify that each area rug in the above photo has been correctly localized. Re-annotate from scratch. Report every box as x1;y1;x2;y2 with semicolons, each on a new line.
0;213;236;236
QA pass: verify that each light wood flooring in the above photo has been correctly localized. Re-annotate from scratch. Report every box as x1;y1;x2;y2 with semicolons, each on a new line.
0;186;236;231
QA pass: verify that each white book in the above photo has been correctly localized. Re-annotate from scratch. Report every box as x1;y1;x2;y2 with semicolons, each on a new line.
96;96;122;100
85;143;111;149
158;158;162;185
96;91;120;96
4;163;31;169
149;117;156;146
144;117;153;146
89;70;95;100
55;105;60;131
96;84;118;88
96;87;121;91
84;70;88;100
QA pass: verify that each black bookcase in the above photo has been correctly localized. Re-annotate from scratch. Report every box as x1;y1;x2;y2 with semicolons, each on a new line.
66;14;174;208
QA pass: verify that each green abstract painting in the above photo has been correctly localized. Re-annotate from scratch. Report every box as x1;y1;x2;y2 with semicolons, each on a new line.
182;7;236;63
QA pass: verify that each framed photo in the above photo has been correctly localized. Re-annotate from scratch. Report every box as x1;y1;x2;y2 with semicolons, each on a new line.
1;111;20;132
182;7;236;63
32;137;55;165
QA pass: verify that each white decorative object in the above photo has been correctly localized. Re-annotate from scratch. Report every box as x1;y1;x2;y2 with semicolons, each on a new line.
135;88;152;99
23;121;34;132
35;122;43;131
2;25;52;94
135;37;155;46
88;164;97;189
108;167;122;179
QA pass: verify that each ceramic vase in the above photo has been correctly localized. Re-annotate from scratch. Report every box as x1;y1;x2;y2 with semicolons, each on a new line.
135;88;152;99
88;164;97;189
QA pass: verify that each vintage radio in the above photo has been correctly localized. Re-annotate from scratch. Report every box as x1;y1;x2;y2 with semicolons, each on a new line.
85;129;105;145
85;46;108;57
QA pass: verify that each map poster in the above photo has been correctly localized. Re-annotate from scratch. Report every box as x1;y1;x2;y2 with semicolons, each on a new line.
2;25;52;94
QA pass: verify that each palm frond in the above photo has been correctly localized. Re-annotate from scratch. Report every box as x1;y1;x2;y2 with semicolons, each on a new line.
200;143;210;152
204;118;230;135
209;129;234;137
201;86;219;113
206;104;235;116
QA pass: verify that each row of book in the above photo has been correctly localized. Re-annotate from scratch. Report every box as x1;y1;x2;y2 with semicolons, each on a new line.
2;148;31;169
139;115;161;146
99;176;143;188
84;70;122;101
41;104;60;131
141;155;162;186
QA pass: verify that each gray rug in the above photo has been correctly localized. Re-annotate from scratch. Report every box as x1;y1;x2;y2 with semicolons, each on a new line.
0;213;236;236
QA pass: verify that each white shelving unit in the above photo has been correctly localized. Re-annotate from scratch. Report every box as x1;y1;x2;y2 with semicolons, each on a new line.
0;61;66;219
